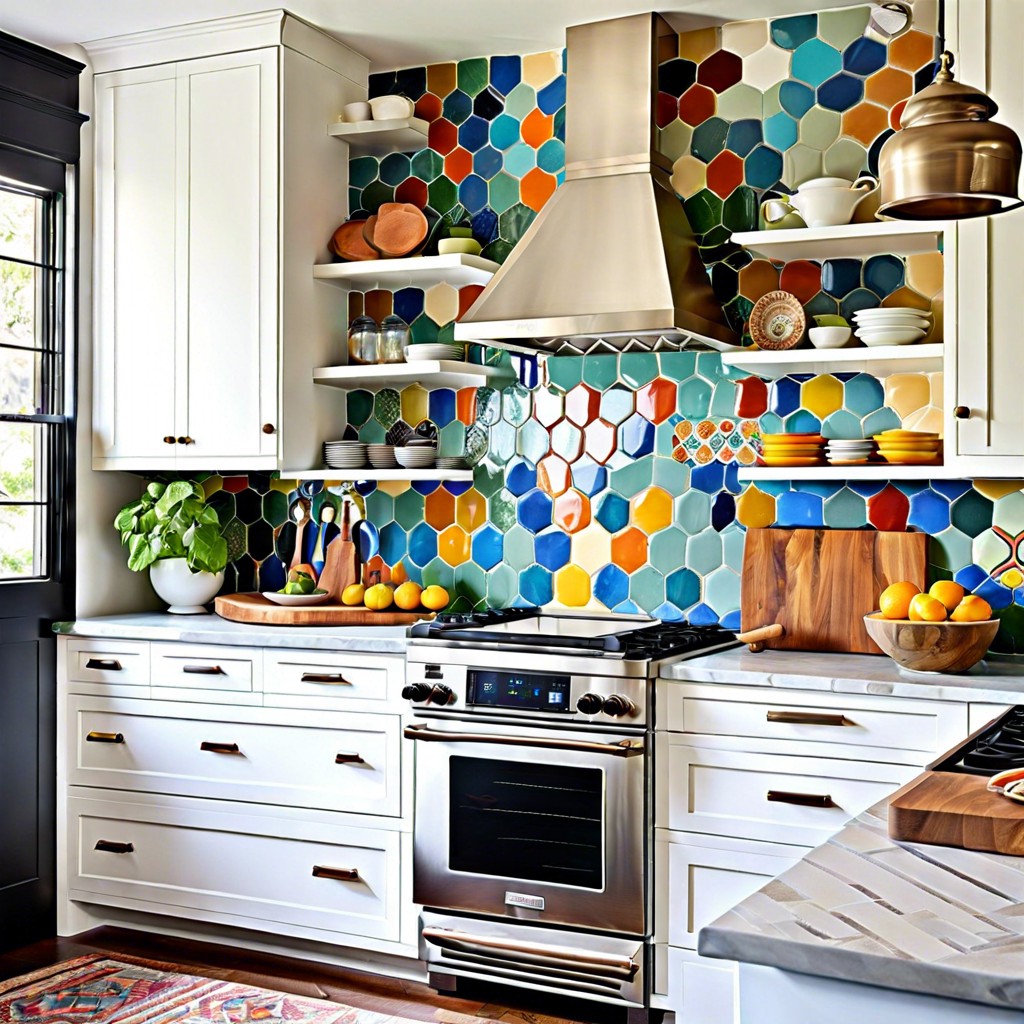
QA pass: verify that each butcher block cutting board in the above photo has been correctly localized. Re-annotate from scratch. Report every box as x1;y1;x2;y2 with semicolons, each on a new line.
215;593;433;627
741;527;928;654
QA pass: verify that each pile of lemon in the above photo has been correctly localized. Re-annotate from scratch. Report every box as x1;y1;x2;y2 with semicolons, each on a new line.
340;579;449;613
878;580;992;623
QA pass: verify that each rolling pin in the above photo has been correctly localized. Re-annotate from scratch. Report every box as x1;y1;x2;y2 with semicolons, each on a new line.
734;623;786;653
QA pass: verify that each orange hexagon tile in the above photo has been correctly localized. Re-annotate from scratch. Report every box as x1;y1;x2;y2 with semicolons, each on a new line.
444;146;473;184
679;83;716;127
889;30;937;72
778;260;822;305
631;487;673;535
426;63;457;97
522;108;554;148
521;168;557;212
456;487;487;532
841;102;889;146
554;488;591;533
438;524;471;566
364;289;393;324
736;485;776;529
611;526;648;574
585;418;617;464
537;454;571;496
555;564;592;607
865;66;912;107
414;92;442;121
737;259;780;302
636;378;677;424
801;374;843;419
457;284;485;320
425;486;455;528
456;387;477;425
706;150;744;199
565;383;600;427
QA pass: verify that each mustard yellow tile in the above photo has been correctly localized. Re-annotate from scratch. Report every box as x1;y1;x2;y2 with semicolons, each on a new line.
522;50;561;88
377;480;410;498
439;524;470;566
401;385;430;427
883;373;930;420
202;475;223;499
678;26;720;62
570;521;612;575
736;485;776;529
670;155;706;199
456;488;487;532
631;487;673;535
901;404;943;436
906;251;943;299
270;477;297;495
927;372;943;406
555;564;591;607
975;480;1024;501
801;374;843;419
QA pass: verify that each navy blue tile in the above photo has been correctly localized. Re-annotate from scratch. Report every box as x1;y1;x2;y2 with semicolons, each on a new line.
506;459;537;496
915;61;939;93
620;414;655;458
445;481;472;496
368;71;397;99
931;480;974;501
840;287;882;321
429;389;456;428
490;55;521;96
658;57;697;97
408;522;438;566
535;529;572;571
595;492;629;533
471;208;499;244
394;287;425;324
258;556;286;593
817;72;864;112
537;75;566;115
594;564;630;608
473;86;504;121
520;564;553;605
769;376;802;416
666;567;699;608
471;523;504;570
458;115;489;151
863;254;906;297
395;66;426;100
691;460;726;495
821;258;862;297
473;144;503;179
412;479;440;495
843;37;887;76
776;490;824;527
867;128;895;177
442;88;473;125
780;80;815;117
459;173;489;214
770;14;817;49
517;488;553;533
745;145;784;189
726;119;763;158
711;492;735;531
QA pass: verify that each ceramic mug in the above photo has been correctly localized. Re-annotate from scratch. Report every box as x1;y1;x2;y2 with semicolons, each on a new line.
759;197;807;231
790;175;879;227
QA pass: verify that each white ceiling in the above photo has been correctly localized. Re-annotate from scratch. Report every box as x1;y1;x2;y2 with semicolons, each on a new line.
0;0;862;70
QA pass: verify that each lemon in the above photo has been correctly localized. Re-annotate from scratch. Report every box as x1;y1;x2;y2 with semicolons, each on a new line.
928;580;965;613
878;580;921;620
908;593;947;622
364;583;394;610
394;581;423;610
1001;568;1024;589
951;594;993;622
341;583;365;606
421;585;450;611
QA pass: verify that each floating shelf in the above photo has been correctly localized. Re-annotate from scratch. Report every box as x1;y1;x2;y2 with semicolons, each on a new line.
720;343;944;379
327;117;429;156
280;468;474;482
731;220;946;261
313;359;514;390
738;464;950;481
313;253;499;289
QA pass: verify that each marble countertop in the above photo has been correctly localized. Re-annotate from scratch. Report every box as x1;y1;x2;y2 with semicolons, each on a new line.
662;647;1024;704
699;800;1024;1012
54;613;410;654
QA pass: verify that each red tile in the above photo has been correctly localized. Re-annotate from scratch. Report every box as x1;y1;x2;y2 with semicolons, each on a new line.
425;487;455;528
415;93;443;121
537;454;571;497
867;484;910;532
585;418;617;464
678;83;716;126
554;489;591;533
364;289;392;324
706;150;743;200
636;378;677;424
222;476;248;493
657;91;679;129
395;177;428;207
779;260;822;305
428;118;458;155
696;50;743;93
444;147;473;184
565;384;600;427
734;376;768;418
457;284;485;320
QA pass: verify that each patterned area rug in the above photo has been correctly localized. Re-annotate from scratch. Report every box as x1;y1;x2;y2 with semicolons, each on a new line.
0;955;450;1024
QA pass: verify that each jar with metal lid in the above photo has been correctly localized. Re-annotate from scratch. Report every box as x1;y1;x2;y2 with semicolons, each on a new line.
347;315;378;364
378;313;410;363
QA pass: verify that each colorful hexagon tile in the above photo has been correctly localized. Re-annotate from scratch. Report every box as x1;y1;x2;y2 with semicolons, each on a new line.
611;527;649;574
555;563;592;607
593;563;630;609
553;489;591;533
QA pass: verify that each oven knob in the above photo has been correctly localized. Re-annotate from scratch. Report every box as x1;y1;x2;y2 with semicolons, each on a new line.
402;683;432;703
576;692;605;715
602;694;636;717
428;684;454;706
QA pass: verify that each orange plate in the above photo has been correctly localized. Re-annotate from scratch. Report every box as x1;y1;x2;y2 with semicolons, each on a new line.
761;456;826;466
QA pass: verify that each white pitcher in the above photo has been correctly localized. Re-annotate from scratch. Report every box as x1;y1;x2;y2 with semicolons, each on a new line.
790;175;879;227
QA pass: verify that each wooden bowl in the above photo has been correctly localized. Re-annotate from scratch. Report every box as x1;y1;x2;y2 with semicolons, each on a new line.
863;614;999;673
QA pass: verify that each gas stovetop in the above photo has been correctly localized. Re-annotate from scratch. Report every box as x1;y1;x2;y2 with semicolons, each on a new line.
408;607;738;662
938;706;1024;775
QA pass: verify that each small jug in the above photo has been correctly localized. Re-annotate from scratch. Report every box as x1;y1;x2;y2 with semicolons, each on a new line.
759;197;807;231
790;175;879;228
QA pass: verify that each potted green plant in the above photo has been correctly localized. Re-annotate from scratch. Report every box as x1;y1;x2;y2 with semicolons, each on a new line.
114;480;229;613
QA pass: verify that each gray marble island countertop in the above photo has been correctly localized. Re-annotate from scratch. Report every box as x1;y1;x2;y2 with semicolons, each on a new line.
55;612;411;653
699;801;1024;1012
663;647;1024;704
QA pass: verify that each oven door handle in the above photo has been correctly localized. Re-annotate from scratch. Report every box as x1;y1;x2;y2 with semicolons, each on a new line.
421;927;639;977
403;723;643;756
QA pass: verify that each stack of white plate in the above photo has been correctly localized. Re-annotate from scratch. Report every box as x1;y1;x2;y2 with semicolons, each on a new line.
395;444;437;469
323;440;367;469
436;456;469;469
367;443;397;469
853;307;932;347
825;438;877;465
404;343;464;362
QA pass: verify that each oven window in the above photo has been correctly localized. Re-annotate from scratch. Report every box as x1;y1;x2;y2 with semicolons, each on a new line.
449;756;604;890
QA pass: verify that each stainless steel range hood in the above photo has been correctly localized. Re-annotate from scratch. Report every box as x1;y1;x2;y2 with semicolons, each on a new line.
454;12;738;355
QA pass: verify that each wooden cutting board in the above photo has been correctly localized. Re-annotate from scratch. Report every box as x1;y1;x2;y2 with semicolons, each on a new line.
741;527;929;654
215;593;433;627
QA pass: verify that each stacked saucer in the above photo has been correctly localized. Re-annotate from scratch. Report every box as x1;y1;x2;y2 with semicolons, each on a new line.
759;432;826;466
853;307;932;347
404;343;463;362
367;443;397;469
323;440;367;469
874;430;942;465
436;456;469;470
825;438;877;465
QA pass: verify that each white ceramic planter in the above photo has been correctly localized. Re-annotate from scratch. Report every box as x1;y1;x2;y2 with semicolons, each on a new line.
150;558;225;614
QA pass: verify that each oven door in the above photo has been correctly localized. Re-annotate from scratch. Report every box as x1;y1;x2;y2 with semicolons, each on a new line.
404;718;646;936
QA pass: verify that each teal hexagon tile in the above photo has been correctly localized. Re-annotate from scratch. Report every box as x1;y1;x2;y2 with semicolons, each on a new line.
365;489;394;524
783;410;821;432
619;353;659;388
678;377;712;417
696;353;727;384
487;562;518;607
350;156;379;190
395;488;426;531
455;561;487;607
659;352;698;383
489;488;517;531
821;408;863;440
764;111;798;151
410;313;440;344
551;420;583;462
950;490;994;538
488;418;517;463
504;81;537;120
721;523;746;571
501;383;531;426
675;489;712;533
704;565;740;616
360;420;387;443
757;412;783;434
439;420;466;457
929;525;973;572
652;457;689;493
629;565;666;614
818;5;871;49
423;555;456;591
503;523;536;570
473;459;504;498
650;526;689;572
685;528;724;574
822;487;867;528
476;387;501;426
411;149;443;182
582;355;619;391
974;530;1013;573
610;455;654;499
799;105;841;152
860;406;901;435
547;357;582;392
710;381;737;417
488;171;521;213
791;38;842;87
346;389;374;427
993;492;1024;534
518;419;550;465
601;384;635;425
262;489;289;528
655;420;678;458
504;141;537;178
843;373;885;416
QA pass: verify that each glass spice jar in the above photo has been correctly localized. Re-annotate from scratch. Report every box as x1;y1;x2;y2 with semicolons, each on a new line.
378;313;410;363
347;315;378;364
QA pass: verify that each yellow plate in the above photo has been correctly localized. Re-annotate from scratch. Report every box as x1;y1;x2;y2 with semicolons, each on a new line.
873;431;939;440
759;445;825;455
762;433;825;443
761;456;826;466
828;458;870;465
878;451;941;464
876;442;942;452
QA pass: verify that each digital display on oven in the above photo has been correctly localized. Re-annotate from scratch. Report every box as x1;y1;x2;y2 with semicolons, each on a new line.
468;670;571;711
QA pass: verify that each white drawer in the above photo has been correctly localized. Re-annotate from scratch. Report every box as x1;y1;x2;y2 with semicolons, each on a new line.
656;945;737;1024
657;739;915;846
67;796;401;942
65;638;150;687
263;650;391;705
659;683;967;763
67;697;401;817
151;643;258;694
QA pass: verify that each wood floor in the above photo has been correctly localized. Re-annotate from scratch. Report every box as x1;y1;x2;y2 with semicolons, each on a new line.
0;928;628;1024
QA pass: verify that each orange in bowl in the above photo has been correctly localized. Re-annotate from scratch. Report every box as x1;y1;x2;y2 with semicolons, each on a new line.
908;593;947;622
878;580;921;619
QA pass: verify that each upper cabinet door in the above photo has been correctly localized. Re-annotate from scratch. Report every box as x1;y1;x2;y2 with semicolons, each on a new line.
176;49;279;466
93;66;179;465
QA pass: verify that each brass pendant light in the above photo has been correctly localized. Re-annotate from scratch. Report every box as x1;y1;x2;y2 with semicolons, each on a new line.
878;51;1023;220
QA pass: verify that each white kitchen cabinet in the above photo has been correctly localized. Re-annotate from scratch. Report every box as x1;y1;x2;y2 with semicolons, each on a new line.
90;13;367;471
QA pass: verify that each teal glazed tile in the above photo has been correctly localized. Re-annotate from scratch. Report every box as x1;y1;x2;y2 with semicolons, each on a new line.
619;353;659;389
476;387;501;426
262;489;288;528
487;563;518;606
652;455;689;493
464;424;489;464
675;489;712;534
374;388;401;427
709;381;737;417
488;418;517;463
489;488;517;532
423;556;456;591
501;383;531;426
439;420;466;457
547;357;582;393
842;373;885;416
610;455;654;499
346;389;374;427
359;420;387;444
704;565;740;616
993;491;1024;534
395;488;426;530
930;525;973;572
860;406;901;435
696;352;727;383
473;459;504;498
504;82;537;120
518;419;550;464
677;376;713;417
685;527;724;575
659;352;698;383
630;566;667;614
503;523;536;570
950;490;994;538
650;526;689;571
791;38;842;87
601;385;635;425
551;420;583;461
822;487;867;528
455;561;487;606
721;522;746;570
582;354;619;391
655;420;678;458
365;489;394;524
783;409;822;432
821;408;863;440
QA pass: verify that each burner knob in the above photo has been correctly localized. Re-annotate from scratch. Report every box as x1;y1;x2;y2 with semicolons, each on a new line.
428;684;454;706
402;683;432;703
602;694;636;718
576;692;605;715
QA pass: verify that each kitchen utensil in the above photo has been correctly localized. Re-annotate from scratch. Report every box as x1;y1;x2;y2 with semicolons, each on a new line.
368;94;415;120
875;429;940;440
310;502;339;575
789;175;879;227
353;517;380;566
214;593;431;626
347;316;378;364
342;101;372;122
808;326;852;348
877;450;943;465
367;444;398;468
316;499;359;601
734;622;786;652
395;447;436;468
378;314;409;363
761;456;825;466
855;306;932;318
749;291;806;350
741;527;929;653
863;613;999;673
288;499;311;571
261;590;332;607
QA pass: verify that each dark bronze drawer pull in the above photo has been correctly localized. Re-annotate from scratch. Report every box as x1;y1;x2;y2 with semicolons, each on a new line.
767;710;850;727
312;865;359;881
86;658;122;671
301;672;351;684
200;741;240;754
335;752;365;764
86;731;124;744
95;840;134;854
767;789;834;808
183;664;225;675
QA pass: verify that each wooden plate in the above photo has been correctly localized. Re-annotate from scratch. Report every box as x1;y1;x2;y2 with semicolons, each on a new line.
750;290;806;350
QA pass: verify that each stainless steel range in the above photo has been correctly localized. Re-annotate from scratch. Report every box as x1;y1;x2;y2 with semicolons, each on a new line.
403;608;738;1015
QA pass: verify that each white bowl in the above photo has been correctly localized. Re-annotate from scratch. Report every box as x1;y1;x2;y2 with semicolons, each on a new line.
342;101;372;123
853;313;932;329
855;327;927;346
368;95;415;120
263;590;331;607
855;306;931;318
809;326;853;349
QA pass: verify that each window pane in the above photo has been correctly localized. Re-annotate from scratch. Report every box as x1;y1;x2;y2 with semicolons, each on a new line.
0;189;40;263
0;422;45;502
0;259;43;350
0;347;41;414
0;503;43;579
